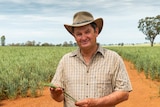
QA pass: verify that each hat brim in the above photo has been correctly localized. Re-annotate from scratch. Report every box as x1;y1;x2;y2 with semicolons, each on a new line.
64;18;103;36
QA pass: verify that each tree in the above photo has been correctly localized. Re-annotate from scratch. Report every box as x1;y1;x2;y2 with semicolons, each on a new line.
63;41;68;47
155;15;160;35
138;15;160;47
1;35;6;46
69;41;73;46
25;40;36;46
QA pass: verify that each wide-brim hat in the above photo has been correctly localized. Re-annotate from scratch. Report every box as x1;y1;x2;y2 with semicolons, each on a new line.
64;11;103;36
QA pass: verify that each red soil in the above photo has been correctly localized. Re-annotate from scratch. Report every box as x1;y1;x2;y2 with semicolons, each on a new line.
0;60;160;107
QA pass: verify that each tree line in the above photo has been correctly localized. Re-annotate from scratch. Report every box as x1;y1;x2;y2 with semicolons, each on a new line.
7;40;77;47
0;36;77;47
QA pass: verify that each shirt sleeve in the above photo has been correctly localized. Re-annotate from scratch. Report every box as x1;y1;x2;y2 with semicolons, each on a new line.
51;57;65;88
112;54;132;92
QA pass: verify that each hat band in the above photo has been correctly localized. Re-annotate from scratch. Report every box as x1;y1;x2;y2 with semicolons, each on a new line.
73;20;92;25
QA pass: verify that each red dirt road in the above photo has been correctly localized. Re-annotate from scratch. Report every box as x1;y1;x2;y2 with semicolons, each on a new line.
0;60;160;107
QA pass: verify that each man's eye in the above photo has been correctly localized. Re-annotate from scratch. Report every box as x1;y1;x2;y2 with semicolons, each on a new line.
85;30;90;34
76;33;82;37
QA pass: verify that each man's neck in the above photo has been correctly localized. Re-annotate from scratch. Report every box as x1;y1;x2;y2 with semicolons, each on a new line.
80;44;98;64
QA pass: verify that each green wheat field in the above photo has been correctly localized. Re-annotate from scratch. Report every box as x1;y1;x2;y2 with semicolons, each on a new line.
0;46;160;100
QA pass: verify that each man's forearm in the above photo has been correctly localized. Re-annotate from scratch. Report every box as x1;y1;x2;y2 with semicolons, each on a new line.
97;91;129;107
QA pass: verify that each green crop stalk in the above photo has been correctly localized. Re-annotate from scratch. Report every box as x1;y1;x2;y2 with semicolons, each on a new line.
44;83;77;102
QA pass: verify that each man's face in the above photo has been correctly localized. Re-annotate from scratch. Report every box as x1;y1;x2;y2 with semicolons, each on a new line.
73;24;99;49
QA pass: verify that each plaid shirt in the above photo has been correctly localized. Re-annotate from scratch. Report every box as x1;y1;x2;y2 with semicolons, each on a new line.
51;46;132;107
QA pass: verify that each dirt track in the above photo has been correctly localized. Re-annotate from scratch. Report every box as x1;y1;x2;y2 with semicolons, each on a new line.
0;60;160;107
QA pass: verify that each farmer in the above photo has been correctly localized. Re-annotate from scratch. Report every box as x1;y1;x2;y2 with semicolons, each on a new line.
50;11;132;107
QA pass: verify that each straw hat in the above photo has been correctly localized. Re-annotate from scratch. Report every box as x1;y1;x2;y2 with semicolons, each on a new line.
64;11;103;36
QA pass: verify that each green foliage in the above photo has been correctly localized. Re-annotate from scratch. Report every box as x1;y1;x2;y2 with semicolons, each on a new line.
0;35;5;46
138;15;160;47
1;46;160;100
107;46;160;81
0;46;75;100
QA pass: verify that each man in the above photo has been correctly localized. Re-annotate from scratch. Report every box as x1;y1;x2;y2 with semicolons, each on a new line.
50;11;132;107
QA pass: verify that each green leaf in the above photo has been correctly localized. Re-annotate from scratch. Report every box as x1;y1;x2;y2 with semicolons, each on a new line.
43;83;56;88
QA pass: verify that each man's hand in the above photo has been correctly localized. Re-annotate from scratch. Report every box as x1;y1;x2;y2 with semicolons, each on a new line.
50;85;64;102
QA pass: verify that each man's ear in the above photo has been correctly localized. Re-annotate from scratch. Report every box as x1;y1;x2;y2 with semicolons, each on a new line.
95;27;99;37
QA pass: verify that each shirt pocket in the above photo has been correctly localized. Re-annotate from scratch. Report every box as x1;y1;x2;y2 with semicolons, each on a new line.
93;74;113;97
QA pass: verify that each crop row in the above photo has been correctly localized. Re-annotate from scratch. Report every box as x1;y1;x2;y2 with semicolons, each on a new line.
107;46;160;81
0;46;75;100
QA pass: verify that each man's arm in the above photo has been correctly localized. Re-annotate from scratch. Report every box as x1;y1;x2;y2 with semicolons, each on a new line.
75;91;129;107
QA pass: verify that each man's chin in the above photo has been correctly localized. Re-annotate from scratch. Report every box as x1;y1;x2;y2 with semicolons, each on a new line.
80;44;91;49
80;42;90;46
